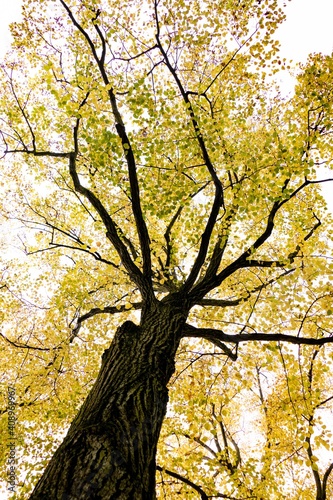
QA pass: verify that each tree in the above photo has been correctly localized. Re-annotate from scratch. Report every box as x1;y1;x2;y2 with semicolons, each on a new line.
0;0;333;498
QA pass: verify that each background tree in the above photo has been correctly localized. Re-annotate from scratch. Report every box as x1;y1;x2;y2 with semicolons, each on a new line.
0;0;333;498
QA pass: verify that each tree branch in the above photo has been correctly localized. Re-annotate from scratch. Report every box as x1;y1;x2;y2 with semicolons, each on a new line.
156;465;209;500
7;142;149;296
189;180;323;301
203;28;259;95
323;462;333;496
59;0;153;289
163;181;210;269
197;269;295;309
182;324;333;348
68;146;150;290
157;463;243;499
71;302;142;339
154;1;224;293
0;331;61;352
305;415;323;496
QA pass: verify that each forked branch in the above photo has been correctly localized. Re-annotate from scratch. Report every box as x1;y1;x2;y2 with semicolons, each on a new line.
189;181;324;301
59;0;153;285
154;0;224;293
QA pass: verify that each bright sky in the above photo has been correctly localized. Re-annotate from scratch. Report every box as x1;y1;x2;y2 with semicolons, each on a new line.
277;0;333;61
0;0;22;59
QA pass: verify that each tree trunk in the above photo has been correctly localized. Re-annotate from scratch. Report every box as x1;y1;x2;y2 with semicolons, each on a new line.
30;301;187;499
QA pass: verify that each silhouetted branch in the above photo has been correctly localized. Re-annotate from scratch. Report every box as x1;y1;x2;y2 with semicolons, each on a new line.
156;465;208;500
70;302;142;339
154;0;224;294
190;191;322;301
183;324;333;348
323;462;333;496
60;0;153;288
197;268;295;308
0;332;61;351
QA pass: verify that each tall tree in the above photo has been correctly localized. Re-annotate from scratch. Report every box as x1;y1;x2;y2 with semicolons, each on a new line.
0;0;333;498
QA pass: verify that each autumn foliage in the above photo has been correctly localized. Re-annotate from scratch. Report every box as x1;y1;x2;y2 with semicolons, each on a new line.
0;0;333;498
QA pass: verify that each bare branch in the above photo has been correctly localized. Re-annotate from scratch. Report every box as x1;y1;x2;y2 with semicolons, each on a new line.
315;394;333;410
68;148;148;293
305;415;323;496
4;69;36;150
197;268;295;308
7;140;149;297
5;149;69;158
164;206;183;269
112;44;158;63
157;463;245;499
183;433;217;459
204;28;259;95
163;182;210;269
27;242;118;268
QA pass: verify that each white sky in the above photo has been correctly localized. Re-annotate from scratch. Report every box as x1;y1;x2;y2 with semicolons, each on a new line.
278;0;333;61
0;0;22;59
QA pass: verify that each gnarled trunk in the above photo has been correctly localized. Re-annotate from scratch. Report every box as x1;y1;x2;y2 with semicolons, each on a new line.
30;302;187;499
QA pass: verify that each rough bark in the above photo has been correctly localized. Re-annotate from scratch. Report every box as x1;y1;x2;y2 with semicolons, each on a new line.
30;300;187;499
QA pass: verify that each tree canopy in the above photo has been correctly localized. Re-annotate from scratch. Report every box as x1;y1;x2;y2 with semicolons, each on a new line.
0;0;333;498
